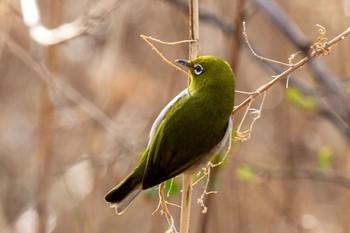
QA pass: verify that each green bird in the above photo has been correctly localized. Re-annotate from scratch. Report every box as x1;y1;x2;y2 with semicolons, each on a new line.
105;55;235;214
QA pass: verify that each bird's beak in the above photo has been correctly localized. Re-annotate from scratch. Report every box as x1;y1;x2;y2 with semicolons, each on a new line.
175;59;190;67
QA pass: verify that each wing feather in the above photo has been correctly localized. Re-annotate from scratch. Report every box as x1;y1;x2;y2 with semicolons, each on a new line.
142;89;232;189
147;89;190;147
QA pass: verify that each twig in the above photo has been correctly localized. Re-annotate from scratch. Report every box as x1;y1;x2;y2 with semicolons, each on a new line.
180;0;199;232
235;91;266;142
188;0;200;61
169;0;350;140
195;165;218;214
167;0;235;35
232;25;350;116
180;174;193;233
243;22;291;67
254;46;350;141
159;183;178;233
140;35;192;75
252;0;350;125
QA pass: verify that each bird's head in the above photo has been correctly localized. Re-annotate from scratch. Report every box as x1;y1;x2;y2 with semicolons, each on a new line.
175;55;235;94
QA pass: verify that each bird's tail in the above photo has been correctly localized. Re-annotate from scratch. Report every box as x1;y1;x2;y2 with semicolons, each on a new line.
105;171;143;215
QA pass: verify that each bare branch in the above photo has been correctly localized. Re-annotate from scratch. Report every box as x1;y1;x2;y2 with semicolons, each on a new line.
242;22;291;67
140;35;191;75
167;0;235;35
259;57;350;141
252;0;350;125
19;0;122;45
233;26;350;115
180;1;200;232
168;0;350;140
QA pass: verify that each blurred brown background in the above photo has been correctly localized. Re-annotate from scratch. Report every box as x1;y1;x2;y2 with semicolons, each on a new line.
0;0;349;232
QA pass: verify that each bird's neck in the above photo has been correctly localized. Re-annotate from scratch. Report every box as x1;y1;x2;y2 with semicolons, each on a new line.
189;84;235;117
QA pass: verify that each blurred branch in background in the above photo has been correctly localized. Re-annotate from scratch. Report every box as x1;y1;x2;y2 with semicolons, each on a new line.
19;0;122;45
7;0;124;136
34;1;61;232
252;0;350;138
19;0;350;142
246;162;350;190
259;58;350;141
232;26;350;129
168;0;350;141
1;0;349;232
229;0;246;71
251;0;310;52
2;31;119;139
167;1;350;232
168;0;235;35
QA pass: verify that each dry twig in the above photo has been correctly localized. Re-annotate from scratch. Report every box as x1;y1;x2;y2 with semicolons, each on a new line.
159;183;178;233
232;25;350;116
179;0;200;232
140;35;194;75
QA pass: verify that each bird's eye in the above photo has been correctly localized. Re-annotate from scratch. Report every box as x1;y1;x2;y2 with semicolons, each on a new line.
194;64;204;76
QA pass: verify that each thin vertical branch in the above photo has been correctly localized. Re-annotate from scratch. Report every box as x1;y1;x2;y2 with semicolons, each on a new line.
36;86;54;233
35;1;61;233
180;0;199;233
229;0;245;70
19;0;122;46
188;0;199;60
180;174;193;233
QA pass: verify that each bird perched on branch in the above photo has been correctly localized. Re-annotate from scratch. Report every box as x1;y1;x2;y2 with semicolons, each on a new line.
105;55;235;214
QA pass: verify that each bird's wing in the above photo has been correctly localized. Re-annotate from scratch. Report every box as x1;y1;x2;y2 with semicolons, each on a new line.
147;88;190;147
203;116;233;160
142;91;232;189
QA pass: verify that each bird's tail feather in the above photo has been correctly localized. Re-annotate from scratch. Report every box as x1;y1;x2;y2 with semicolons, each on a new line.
105;172;143;215
109;188;142;215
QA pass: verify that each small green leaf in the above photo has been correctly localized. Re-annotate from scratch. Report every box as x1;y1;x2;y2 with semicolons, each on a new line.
236;165;255;181
231;129;238;139
210;153;228;168
164;179;181;196
145;179;181;199
318;146;333;171
286;88;318;111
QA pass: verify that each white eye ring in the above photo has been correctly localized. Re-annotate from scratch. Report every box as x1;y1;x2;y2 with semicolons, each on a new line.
194;64;204;76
